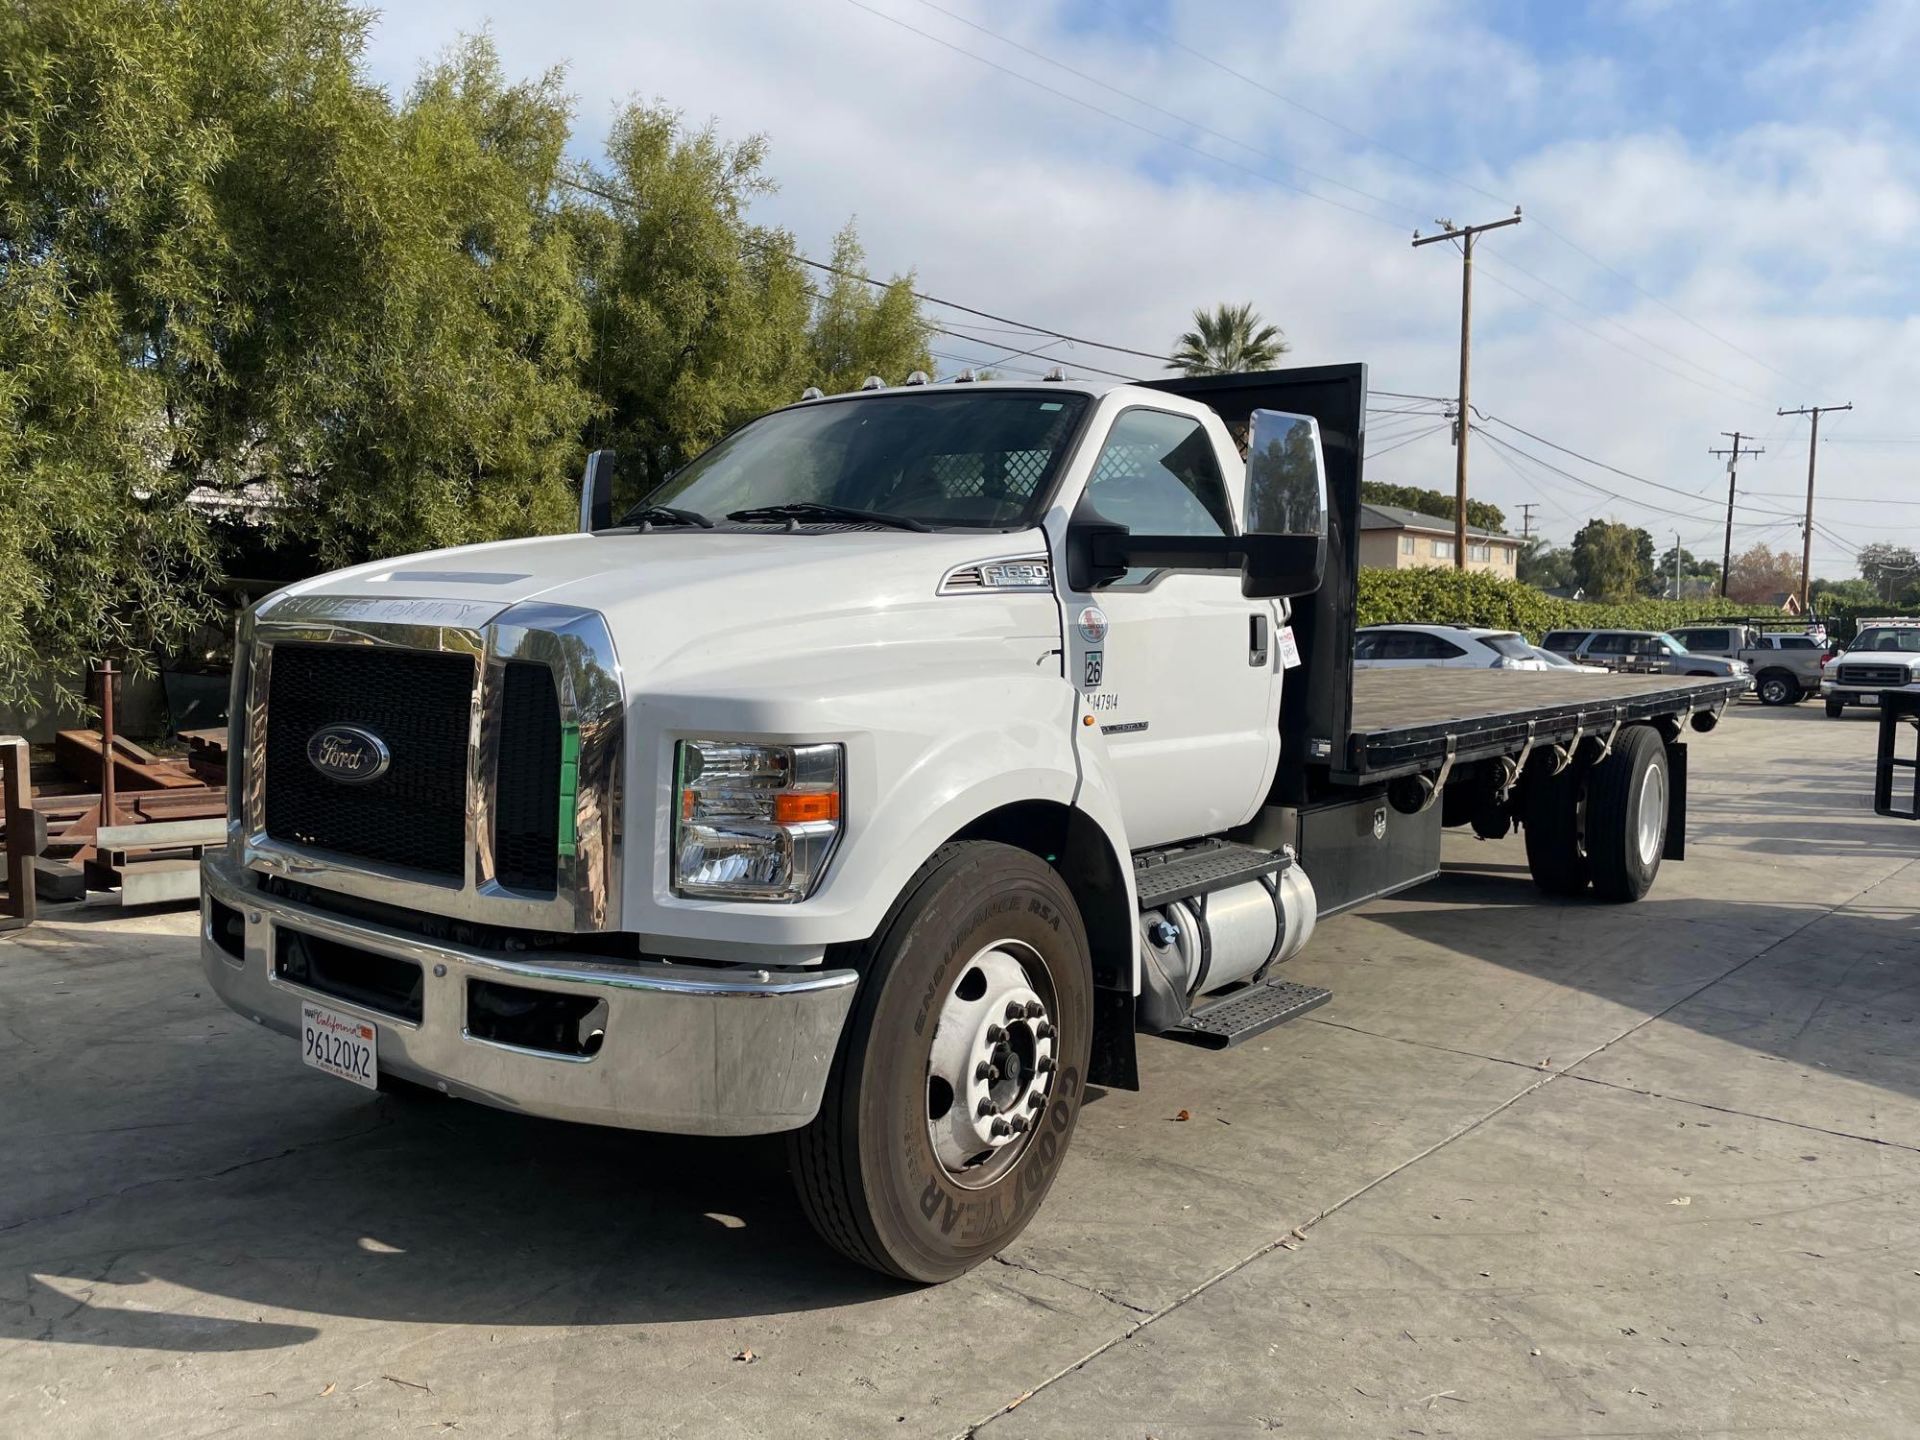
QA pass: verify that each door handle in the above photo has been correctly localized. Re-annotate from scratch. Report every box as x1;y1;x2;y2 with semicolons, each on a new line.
1249;613;1270;667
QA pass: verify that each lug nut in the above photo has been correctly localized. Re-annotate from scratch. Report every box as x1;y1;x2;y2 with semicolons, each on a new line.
985;1024;1004;1043
1006;1000;1025;1021
1036;1055;1053;1074
1008;1115;1028;1133
975;1060;997;1081
977;1098;995;1117
1028;1091;1046;1109
1025;1000;1045;1018
990;1117;1012;1137
1035;1022;1054;1040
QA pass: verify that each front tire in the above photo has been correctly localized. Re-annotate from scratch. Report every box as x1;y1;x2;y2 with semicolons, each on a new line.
789;842;1092;1282
1587;726;1668;902
1826;698;1845;718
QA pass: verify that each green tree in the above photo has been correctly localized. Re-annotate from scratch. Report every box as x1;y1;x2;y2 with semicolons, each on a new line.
1169;302;1288;376
1651;545;1720;598
1517;540;1576;590
0;3;592;710
805;223;932;395
1360;481;1505;534
1857;543;1920;601
565;105;814;506
1726;543;1802;605
1570;519;1653;602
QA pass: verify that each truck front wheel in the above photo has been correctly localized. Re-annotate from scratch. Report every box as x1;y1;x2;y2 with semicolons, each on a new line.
1586;726;1669;902
1826;698;1845;718
789;841;1092;1282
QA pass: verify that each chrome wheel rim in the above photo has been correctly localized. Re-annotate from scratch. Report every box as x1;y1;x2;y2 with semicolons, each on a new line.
1636;763;1667;868
926;940;1056;1188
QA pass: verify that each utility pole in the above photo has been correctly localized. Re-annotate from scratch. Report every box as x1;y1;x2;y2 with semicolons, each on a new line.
1707;431;1763;599
1518;502;1538;542
1413;208;1523;570
1777;402;1853;610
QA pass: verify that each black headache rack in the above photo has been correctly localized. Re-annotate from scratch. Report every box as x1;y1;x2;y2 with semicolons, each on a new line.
1145;364;1365;805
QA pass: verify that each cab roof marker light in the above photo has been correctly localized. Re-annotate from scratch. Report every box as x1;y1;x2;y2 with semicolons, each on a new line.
799;386;824;401
953;369;976;383
860;375;886;390
1044;366;1066;381
904;370;931;386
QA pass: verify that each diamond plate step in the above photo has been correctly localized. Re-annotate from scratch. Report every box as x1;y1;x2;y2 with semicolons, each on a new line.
1164;978;1332;1049
1132;840;1288;910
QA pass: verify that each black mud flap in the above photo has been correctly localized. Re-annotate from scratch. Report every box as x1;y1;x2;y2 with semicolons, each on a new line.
1088;985;1139;1090
1663;738;1688;861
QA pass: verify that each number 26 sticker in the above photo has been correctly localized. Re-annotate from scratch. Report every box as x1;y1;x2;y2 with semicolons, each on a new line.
1082;650;1104;687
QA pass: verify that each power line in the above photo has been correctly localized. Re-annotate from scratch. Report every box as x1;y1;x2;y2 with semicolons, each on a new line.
1778;400;1854;607
905;0;1422;225
840;0;1413;232
1477;414;1802;520
559;171;1171;366
1413;211;1525;569
1080;0;1808;395
1366;423;1452;460
1708;431;1765;599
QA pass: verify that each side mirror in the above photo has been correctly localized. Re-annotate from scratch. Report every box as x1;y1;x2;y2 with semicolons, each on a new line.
1238;410;1328;598
580;448;616;532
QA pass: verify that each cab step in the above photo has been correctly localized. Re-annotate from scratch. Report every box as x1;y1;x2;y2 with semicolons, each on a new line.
1132;840;1289;910
1165;978;1332;1049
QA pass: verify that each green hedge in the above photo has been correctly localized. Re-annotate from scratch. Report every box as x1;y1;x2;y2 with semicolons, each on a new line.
1355;568;1758;641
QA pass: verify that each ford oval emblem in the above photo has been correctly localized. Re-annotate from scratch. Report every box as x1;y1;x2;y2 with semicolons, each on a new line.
306;724;391;784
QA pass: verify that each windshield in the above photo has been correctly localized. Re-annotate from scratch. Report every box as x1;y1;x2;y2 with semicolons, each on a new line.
1659;633;1689;653
633;390;1092;530
1851;627;1920;653
1480;632;1535;660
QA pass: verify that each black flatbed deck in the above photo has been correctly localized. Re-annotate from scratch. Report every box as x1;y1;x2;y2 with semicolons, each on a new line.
1337;669;1746;782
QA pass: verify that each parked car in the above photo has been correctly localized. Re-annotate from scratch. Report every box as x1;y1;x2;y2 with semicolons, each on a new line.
1821;618;1920;717
1529;643;1607;674
1354;624;1548;670
1667;621;1828;706
1539;629;1752;687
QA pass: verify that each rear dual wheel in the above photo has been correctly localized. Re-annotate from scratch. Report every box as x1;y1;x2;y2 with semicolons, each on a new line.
789;842;1092;1282
1523;726;1669;902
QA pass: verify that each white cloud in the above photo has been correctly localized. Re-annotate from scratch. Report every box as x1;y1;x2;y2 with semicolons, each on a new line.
359;0;1920;574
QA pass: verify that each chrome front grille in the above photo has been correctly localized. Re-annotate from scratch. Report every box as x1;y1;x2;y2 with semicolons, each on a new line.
238;594;623;932
1837;663;1909;688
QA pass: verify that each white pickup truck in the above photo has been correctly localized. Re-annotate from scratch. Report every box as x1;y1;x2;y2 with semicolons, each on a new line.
202;364;1742;1280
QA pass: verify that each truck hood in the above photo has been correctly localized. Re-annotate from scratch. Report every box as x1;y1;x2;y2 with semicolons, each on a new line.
265;528;1062;689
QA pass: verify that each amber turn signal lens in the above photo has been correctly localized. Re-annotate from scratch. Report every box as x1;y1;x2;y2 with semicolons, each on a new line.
772;791;841;825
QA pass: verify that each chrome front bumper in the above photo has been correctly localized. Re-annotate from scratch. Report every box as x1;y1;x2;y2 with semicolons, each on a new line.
200;855;858;1135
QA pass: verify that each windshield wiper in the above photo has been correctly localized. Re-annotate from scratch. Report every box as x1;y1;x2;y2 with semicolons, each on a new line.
727;501;930;533
622;504;713;530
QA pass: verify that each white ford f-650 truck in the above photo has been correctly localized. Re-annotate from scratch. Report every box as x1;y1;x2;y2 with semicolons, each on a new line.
203;364;1740;1280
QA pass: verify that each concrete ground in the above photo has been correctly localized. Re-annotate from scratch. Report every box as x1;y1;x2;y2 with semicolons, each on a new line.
2;701;1916;1438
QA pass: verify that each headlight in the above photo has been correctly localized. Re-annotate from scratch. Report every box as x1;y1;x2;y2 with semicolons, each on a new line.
673;741;844;901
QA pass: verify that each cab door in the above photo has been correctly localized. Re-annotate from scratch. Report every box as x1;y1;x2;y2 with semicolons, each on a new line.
1055;406;1281;849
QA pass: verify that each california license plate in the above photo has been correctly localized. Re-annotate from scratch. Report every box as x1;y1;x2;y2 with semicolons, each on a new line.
1860;693;1880;705
301;1002;378;1089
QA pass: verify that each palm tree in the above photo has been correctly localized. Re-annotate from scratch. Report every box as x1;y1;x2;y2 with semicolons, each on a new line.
1168;302;1290;376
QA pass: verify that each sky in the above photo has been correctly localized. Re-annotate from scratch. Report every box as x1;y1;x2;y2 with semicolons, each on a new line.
361;0;1920;578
